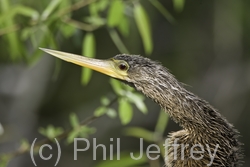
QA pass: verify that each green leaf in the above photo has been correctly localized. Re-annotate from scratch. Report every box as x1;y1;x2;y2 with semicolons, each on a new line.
96;152;147;167
0;5;38;24
81;68;92;85
60;23;76;38
21;27;33;41
0;0;22;60
41;0;62;20
89;2;99;16
94;106;107;116
118;98;133;125
101;96;110;106
96;0;109;12
15;5;39;20
46;125;54;138
67;130;79;144
108;29;129;53
110;78;123;95
123;127;154;142
89;0;109;16
8;31;23;61
158;140;166;157
0;154;11;167
79;126;96;137
70;113;80;128
81;33;96;85
84;16;106;26
107;0;124;27
59;0;71;9
126;92;147;114
0;5;39;21
0;0;8;11
134;4;153;55
149;0;175;23
82;32;96;62
134;98;147;114
38;125;64;139
38;127;46;136
67;126;96;144
20;139;30;151
117;16;130;37
173;0;185;13
106;108;117;118
155;109;169;135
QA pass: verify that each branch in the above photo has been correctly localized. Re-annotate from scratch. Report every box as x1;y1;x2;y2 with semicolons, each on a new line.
62;17;100;31
0;25;20;36
0;96;118;162
0;0;97;36
56;0;97;17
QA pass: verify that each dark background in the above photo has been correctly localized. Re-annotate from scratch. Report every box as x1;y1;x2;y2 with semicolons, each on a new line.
0;0;249;166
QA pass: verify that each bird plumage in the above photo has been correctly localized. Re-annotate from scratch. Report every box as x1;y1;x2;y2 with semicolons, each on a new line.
40;49;243;166
115;54;242;166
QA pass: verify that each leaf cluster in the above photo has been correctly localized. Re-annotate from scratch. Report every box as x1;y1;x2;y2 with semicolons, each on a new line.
0;0;186;166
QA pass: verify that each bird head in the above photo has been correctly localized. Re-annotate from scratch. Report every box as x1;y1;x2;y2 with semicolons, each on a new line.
40;48;168;86
39;48;179;103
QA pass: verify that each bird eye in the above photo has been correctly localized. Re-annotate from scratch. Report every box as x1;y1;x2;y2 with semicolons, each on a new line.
118;63;128;71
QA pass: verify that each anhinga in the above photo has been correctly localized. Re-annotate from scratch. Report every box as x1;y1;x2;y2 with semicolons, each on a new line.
40;48;242;166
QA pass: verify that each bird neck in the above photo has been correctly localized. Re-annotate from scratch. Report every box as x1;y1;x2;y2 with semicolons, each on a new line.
133;73;233;135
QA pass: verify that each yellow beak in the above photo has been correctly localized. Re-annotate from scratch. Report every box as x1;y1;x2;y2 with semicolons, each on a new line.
40;48;125;80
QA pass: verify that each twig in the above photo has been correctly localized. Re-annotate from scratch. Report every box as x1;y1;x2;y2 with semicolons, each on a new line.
62;17;100;31
56;0;97;17
0;96;118;161
0;0;96;36
0;25;20;36
108;29;130;54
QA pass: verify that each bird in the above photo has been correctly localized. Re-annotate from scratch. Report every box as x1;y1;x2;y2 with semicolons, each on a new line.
40;48;242;166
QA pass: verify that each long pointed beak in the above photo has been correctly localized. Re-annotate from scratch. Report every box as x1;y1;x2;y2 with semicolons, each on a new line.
40;48;124;80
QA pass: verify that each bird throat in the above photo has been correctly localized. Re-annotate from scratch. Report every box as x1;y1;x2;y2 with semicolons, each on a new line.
131;71;235;136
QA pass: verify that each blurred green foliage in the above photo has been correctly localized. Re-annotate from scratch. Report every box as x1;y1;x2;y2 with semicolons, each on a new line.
0;0;177;63
94;110;169;167
39;125;64;140
81;32;96;85
134;3;152;55
0;0;182;166
0;155;11;167
67;113;96;143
